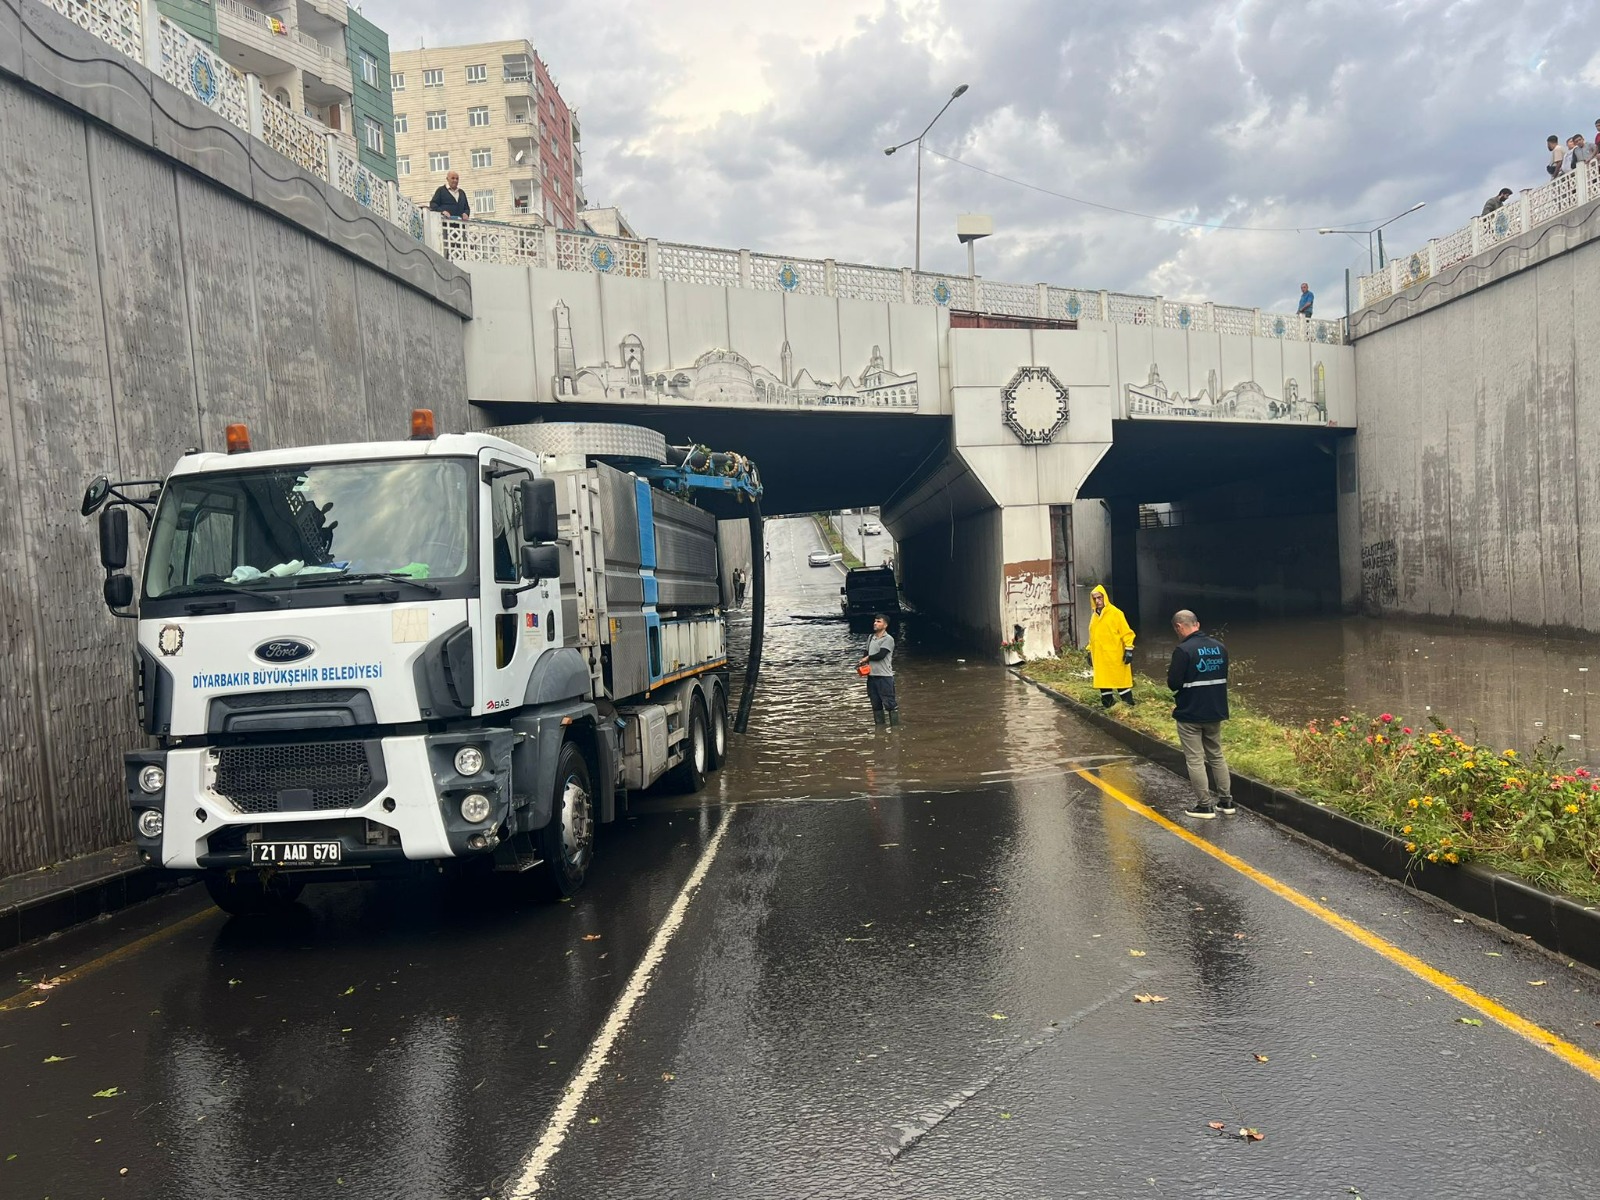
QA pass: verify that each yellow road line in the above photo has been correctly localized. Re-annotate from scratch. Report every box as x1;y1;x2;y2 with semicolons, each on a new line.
1074;767;1600;1084
0;906;219;1014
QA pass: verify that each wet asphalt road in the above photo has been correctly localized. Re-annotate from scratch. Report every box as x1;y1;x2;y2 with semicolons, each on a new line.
5;519;1600;1199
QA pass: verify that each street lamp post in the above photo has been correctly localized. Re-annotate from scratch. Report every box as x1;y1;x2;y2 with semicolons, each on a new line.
1318;202;1427;274
884;84;969;273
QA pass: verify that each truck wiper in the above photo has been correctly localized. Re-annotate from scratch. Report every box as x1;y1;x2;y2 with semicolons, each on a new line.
293;571;442;597
164;580;285;607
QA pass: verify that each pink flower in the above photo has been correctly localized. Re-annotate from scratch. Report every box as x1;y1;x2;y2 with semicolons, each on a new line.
1380;713;1394;723
1402;727;1413;735
1577;768;1591;779
1461;809;1473;822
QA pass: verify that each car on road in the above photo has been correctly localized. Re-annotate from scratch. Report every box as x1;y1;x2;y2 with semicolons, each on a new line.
808;550;839;567
861;521;883;536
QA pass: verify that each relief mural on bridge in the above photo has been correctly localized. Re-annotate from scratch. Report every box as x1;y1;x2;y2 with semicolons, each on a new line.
548;301;919;410
1126;362;1329;423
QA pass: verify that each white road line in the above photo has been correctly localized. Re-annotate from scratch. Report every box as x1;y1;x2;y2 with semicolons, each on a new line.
508;812;734;1197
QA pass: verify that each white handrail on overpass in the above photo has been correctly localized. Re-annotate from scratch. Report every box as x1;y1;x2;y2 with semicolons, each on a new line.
1359;157;1600;309
27;0;1343;343
438;219;1346;344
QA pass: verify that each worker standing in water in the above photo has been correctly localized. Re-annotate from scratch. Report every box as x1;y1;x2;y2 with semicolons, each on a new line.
1085;584;1136;708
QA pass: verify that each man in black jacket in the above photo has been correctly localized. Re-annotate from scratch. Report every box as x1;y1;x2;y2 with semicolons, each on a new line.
1167;609;1233;820
429;171;470;220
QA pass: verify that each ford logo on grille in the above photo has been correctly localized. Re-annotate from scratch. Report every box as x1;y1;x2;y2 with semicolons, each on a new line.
254;638;315;664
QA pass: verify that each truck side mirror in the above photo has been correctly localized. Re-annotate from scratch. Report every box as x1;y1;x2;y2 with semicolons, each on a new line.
103;573;134;610
99;506;129;571
520;542;561;582
519;477;558;543
81;475;110;515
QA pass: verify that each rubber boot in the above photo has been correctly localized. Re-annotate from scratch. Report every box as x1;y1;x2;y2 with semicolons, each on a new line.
888;709;901;727
1120;689;1136;707
873;711;887;727
1100;691;1116;709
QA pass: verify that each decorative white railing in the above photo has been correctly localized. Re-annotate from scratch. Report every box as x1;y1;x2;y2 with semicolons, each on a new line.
432;216;1346;342
1359;157;1600;308
32;0;424;244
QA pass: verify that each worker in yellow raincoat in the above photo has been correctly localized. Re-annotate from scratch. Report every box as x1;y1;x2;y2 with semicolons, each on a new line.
1085;583;1135;708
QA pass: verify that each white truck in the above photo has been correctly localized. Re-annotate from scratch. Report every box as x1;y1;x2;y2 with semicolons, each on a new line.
81;418;763;914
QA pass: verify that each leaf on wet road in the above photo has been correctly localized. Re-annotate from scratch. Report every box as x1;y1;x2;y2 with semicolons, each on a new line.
42;1055;71;1063
1528;980;1547;986
227;979;242;987
1457;1018;1483;1026
989;1013;1008;1020
661;1072;675;1082
341;986;356;996
33;977;63;992
1485;952;1501;957
1128;949;1146;957
587;1116;600;1125
878;843;899;848
999;1112;1012;1120
581;934;602;942
1133;994;1167;1004
1241;1127;1265;1141
92;1087;121;1098
1207;1121;1226;1130
1253;1054;1269;1062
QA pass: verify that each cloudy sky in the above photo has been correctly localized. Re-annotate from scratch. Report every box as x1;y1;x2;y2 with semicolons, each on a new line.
375;0;1600;314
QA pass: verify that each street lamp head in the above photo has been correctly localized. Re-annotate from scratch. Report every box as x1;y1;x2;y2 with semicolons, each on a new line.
1316;228;1338;235
884;145;897;156
952;83;969;98
1407;202;1426;213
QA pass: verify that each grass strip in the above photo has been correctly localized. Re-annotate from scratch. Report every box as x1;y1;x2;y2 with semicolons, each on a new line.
1022;654;1600;906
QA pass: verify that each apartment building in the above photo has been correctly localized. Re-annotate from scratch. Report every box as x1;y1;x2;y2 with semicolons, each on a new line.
155;0;396;181
389;39;584;227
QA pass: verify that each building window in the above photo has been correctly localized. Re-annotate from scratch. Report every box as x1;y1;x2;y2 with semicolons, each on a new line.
393;112;408;134
473;189;496;214
359;52;379;87
429;151;450;172
426;110;447;131
423;68;444;88
466;63;487;84
539;120;547;140
551;176;561;198
471;147;493;169
362;118;383;154
396;155;410;176
390;71;405;91
468;106;490;128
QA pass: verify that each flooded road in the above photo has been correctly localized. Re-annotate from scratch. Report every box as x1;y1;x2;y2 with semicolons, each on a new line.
1131;614;1600;763
4;519;1600;1199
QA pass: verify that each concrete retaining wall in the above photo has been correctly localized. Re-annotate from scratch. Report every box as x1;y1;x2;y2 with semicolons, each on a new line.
1352;218;1600;631
0;8;474;877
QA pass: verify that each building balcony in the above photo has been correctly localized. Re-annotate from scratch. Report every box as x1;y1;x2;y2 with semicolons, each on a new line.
216;0;350;94
300;0;349;27
570;112;581;143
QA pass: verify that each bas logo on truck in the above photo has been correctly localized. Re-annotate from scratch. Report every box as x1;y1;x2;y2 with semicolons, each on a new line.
254;638;314;663
191;662;384;689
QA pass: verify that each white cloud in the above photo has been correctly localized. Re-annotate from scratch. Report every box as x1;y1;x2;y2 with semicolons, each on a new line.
369;0;1600;311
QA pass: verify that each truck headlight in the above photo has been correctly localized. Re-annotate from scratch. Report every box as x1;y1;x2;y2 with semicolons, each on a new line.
137;809;163;838
138;765;165;794
453;745;485;776
459;793;492;824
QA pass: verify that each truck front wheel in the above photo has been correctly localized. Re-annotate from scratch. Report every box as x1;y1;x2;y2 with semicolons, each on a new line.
533;741;594;898
203;868;305;916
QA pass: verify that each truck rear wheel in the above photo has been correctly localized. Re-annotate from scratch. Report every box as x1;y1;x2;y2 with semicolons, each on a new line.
533;740;594;899
667;695;709;794
203;868;305;916
706;686;729;770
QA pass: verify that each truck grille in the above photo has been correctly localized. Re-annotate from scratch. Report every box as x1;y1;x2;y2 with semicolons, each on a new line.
213;741;376;814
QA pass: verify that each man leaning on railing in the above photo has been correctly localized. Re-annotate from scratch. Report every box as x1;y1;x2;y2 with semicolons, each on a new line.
429;171;471;222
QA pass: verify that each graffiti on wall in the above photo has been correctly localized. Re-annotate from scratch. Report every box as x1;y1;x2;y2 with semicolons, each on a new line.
1126;361;1330;423
1361;540;1398;606
1004;560;1055;659
548;301;919;410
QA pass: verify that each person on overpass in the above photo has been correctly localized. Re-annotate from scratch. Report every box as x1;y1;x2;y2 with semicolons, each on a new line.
1168;609;1234;820
858;613;900;727
1085;584;1135;708
1296;283;1314;319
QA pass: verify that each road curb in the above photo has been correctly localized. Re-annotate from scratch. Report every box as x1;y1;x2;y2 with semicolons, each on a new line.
0;856;195;955
1015;670;1600;972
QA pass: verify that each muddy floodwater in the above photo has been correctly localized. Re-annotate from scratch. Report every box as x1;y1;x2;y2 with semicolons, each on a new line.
1131;613;1600;764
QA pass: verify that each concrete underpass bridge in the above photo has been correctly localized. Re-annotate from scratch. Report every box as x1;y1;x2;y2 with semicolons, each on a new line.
461;259;1357;654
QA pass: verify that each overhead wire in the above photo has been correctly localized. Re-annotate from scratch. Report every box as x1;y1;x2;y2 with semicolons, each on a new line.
922;146;1377;234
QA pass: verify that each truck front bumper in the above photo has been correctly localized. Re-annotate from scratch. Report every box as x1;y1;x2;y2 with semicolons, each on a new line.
128;731;515;871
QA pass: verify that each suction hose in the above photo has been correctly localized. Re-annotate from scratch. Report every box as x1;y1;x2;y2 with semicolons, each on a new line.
734;502;765;734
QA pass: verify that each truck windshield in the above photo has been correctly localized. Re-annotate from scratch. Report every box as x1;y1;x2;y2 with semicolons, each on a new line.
143;458;473;599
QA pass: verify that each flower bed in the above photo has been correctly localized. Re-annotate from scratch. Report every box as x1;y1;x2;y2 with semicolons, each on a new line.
1021;655;1600;906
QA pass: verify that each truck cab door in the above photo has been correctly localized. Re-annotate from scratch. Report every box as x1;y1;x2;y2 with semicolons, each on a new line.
479;456;544;712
